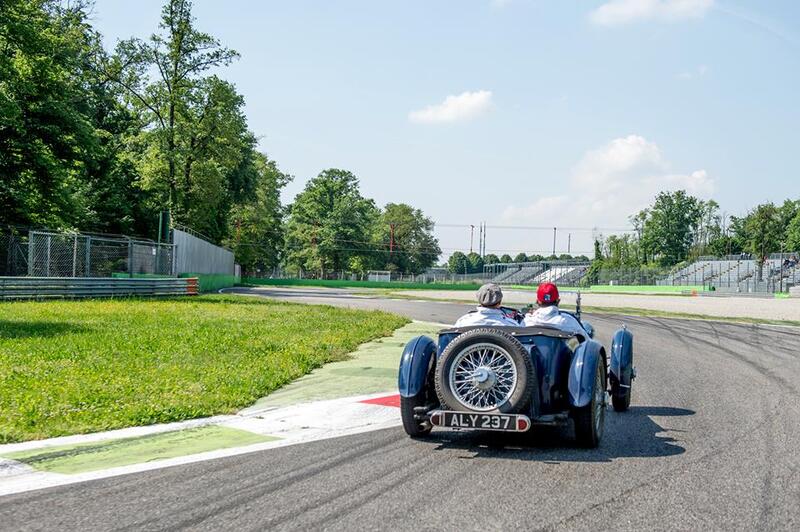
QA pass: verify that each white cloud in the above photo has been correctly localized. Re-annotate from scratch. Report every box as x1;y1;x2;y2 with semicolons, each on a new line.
408;90;493;124
502;135;714;230
589;0;714;26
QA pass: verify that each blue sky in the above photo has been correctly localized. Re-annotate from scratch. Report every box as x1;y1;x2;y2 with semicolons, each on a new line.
91;0;800;258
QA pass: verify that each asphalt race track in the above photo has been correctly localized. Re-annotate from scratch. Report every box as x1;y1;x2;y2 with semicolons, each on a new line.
2;287;799;531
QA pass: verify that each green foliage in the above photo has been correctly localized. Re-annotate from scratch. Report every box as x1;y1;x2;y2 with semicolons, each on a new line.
0;1;102;228
602;234;641;267
374;203;441;275
787;211;800;252
0;296;407;442
741;203;783;280
284;169;379;276
483;254;500;265
499;254;513;263
106;0;253;242
448;251;469;273
639;190;704;266
466;252;484;273
224;154;291;274
513;253;528;263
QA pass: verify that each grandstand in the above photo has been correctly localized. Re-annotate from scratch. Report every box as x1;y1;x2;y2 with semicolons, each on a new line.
657;254;799;293
486;261;589;286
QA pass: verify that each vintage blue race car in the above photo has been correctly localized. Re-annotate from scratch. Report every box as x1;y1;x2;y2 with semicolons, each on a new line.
398;302;634;447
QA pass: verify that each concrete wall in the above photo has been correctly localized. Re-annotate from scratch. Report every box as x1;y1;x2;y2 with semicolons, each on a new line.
791;286;800;298
172;229;234;275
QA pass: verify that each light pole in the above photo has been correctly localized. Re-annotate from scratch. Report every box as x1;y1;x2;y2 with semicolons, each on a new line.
470;225;475;254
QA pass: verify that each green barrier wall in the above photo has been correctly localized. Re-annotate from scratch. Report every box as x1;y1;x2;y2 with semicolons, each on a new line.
179;273;239;292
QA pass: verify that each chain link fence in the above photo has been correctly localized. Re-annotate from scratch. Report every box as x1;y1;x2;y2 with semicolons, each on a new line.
1;227;30;276
2;229;175;278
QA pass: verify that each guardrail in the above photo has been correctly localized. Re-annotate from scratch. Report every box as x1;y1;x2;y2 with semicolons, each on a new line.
0;277;198;300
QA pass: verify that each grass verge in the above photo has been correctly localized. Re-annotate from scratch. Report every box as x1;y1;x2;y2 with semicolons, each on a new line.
0;295;408;443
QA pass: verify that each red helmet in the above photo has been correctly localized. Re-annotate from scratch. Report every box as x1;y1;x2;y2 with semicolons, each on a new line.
537;282;559;305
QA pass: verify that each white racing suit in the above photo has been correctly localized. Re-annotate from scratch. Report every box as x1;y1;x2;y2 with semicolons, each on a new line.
454;307;521;327
523;305;587;336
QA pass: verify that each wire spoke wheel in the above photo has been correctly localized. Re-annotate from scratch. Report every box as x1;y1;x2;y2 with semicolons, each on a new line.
448;343;518;412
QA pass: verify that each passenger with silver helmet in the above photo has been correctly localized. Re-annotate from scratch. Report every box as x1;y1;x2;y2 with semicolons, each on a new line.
453;283;521;327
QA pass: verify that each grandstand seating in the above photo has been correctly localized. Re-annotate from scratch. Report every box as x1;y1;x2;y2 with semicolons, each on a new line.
491;267;522;284
501;266;545;285
491;263;589;286
657;257;798;293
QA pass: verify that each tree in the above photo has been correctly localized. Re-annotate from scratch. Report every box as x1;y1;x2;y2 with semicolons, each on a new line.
0;1;103;228
786;210;800;252
225;154;291;274
107;0;249;240
691;200;721;258
742;203;782;280
639;190;703;266
513;253;528;263
500;254;513;263
602;235;640;268
448;251;468;274
284;169;378;277
467;252;484;274
373;203;441;274
483;254;500;265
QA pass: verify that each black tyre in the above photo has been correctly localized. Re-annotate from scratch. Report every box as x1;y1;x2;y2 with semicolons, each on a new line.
400;388;433;438
435;328;535;414
573;357;606;448
611;383;631;412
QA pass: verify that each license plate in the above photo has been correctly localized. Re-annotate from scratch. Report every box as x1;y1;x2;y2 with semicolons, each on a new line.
429;410;530;432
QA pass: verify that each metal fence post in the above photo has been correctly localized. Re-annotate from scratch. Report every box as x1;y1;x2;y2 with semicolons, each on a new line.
128;239;133;278
72;234;77;277
46;235;51;277
27;231;34;276
85;236;91;277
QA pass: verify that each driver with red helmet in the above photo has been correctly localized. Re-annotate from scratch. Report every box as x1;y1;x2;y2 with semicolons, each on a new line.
524;282;587;336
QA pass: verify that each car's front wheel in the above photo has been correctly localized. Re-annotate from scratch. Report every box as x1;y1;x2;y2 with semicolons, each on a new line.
573;357;606;448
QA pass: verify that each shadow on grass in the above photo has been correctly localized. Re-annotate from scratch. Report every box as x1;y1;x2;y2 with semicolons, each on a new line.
0;321;91;339
423;406;694;463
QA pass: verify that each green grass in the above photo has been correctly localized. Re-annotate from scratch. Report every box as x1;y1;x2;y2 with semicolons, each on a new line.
0;295;408;443
242;277;482;290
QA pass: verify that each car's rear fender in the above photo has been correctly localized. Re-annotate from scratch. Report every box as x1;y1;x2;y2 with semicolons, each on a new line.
610;327;634;392
398;335;437;397
568;340;604;408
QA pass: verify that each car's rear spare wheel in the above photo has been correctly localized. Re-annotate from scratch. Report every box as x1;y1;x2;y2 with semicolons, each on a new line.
435;328;535;414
